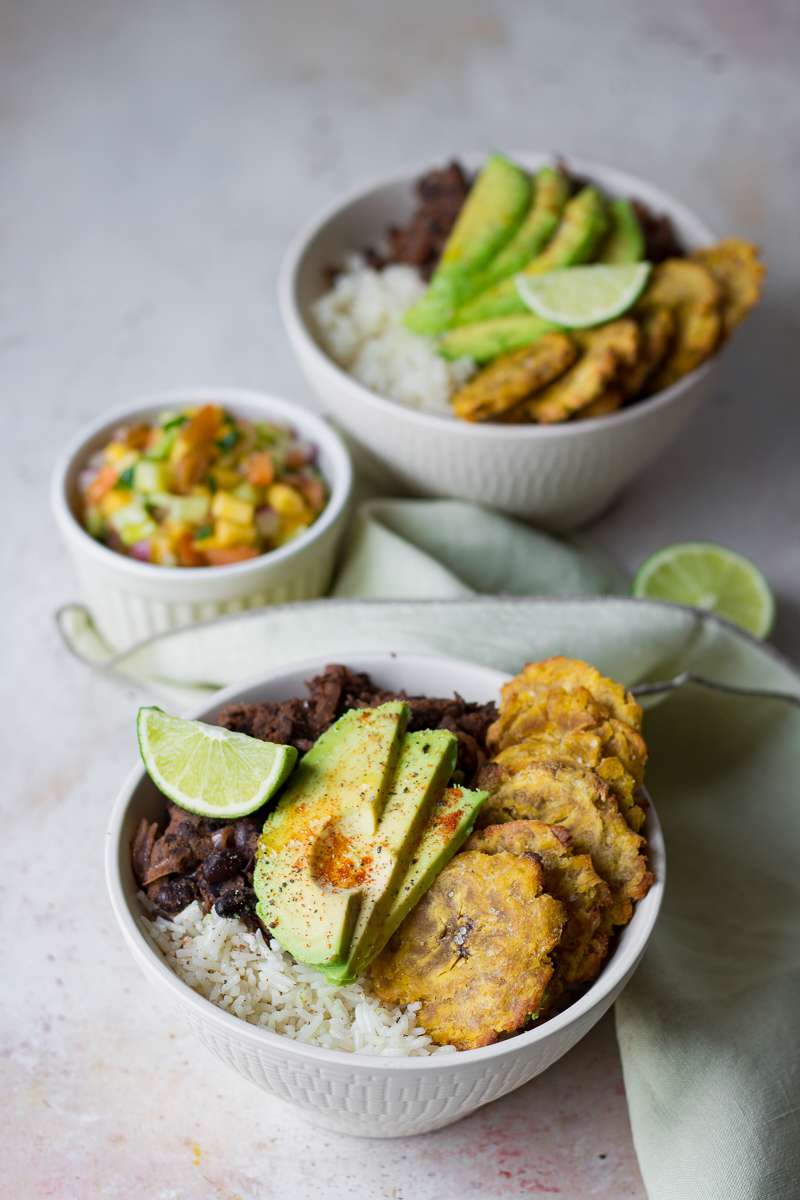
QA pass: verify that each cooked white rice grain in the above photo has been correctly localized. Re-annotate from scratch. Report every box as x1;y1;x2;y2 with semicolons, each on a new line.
312;262;474;416
143;900;454;1057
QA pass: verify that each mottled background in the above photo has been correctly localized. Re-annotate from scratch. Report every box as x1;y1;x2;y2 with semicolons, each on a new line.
3;2;799;1197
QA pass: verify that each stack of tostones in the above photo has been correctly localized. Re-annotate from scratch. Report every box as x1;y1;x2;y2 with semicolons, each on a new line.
450;239;764;424
369;657;654;1048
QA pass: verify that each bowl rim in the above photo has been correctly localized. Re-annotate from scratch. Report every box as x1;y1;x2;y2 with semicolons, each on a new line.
106;648;666;1071
278;150;717;438
50;387;354;581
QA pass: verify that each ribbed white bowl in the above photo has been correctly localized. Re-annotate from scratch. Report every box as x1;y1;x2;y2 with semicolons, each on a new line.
51;389;353;650
106;651;665;1137
279;153;717;530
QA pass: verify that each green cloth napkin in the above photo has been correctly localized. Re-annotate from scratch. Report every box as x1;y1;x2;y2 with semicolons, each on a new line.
58;498;800;1199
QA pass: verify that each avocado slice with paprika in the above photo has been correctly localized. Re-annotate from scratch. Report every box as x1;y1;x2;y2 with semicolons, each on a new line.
403;154;531;335
253;701;408;966
322;728;459;984
465;166;570;297
438;314;558;363
597;198;645;263
451;187;609;326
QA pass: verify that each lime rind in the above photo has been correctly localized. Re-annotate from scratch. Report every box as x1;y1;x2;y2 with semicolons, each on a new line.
137;707;298;818
633;542;775;639
515;262;651;329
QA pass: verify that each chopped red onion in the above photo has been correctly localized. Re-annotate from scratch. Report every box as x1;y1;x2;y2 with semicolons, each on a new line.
255;506;280;540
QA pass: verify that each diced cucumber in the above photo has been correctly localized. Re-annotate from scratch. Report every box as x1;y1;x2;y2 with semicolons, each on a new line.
109;503;156;546
145;428;179;462
233;481;259;504
85;507;106;538
134;461;169;493
147;492;210;524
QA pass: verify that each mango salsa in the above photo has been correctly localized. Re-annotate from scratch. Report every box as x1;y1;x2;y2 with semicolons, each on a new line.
78;405;328;567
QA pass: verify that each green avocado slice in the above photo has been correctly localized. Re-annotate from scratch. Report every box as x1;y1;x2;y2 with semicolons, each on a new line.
321;728;458;984
362;784;488;969
253;701;408;966
465;166;570;298
451;186;609;326
403;154;530;335
438;314;558;363
597;198;645;263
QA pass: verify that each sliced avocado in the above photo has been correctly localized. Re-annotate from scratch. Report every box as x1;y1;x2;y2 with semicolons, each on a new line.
322;729;458;984
597;198;645;263
253;701;408;966
465;166;570;297
452;187;609;326
363;785;488;966
438;314;558;363
403;154;530;335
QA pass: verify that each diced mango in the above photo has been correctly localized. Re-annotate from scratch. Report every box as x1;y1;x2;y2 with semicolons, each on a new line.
210;466;242;490
104;441;133;465
100;488;133;516
266;483;308;519
211;491;255;526
214;518;257;548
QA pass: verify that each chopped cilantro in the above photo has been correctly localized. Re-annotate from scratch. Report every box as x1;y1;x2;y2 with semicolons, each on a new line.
161;414;188;431
115;466;135;489
194;524;213;541
216;429;240;452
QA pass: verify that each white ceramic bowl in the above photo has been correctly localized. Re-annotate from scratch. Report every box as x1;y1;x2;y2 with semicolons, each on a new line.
51;388;353;650
279;153;717;530
106;650;665;1138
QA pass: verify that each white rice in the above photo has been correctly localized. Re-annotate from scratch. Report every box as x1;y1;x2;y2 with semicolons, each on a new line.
143;899;454;1056
311;258;475;416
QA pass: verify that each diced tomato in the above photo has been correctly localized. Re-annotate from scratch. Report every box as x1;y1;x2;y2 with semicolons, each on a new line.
176;532;204;567
181;404;222;449
204;545;260;565
86;463;118;505
246;451;275;487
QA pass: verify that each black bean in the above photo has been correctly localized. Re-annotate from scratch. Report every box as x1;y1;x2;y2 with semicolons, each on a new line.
213;887;255;918
232;818;261;860
152;876;197;914
202;848;245;885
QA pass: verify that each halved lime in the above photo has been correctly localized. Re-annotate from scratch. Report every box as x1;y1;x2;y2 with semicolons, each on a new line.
633;542;775;638
516;262;651;328
137;708;298;818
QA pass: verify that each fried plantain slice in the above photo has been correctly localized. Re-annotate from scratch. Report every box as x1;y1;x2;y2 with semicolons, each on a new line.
576;389;624;419
526;320;639;424
692;239;765;339
496;657;643;731
451;332;577;422
466;820;612;991
638;259;722;390
489;685;613;750
369;850;565;1049
478;762;652;927
486;727;647;830
576;306;676;416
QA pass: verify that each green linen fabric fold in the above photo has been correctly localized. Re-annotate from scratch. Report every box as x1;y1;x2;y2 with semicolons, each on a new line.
56;497;800;1198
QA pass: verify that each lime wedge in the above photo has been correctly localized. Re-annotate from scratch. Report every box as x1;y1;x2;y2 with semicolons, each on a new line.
137;708;298;818
516;262;651;328
633;542;775;638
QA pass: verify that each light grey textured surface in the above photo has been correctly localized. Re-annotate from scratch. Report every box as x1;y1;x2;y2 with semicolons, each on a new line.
3;2;798;1196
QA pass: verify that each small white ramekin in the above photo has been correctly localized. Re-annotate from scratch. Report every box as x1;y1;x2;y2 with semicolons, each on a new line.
51;388;353;650
279;153;717;531
106;650;665;1138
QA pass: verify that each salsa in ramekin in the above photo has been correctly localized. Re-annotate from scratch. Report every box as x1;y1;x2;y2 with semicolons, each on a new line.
78;404;328;566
